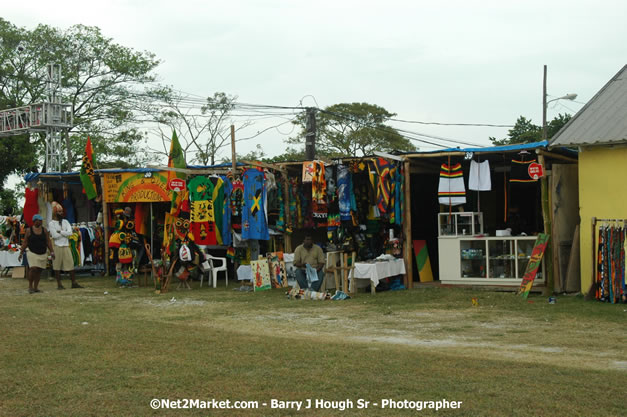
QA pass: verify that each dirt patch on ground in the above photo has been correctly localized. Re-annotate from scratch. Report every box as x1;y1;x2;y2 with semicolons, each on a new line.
133;299;626;372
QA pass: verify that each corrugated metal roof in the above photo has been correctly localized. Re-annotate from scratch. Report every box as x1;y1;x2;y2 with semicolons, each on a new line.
550;65;627;147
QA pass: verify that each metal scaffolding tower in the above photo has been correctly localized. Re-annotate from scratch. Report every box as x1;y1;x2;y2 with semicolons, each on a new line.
0;63;72;172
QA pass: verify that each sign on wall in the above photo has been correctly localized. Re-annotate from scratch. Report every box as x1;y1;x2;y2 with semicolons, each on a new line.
103;171;173;203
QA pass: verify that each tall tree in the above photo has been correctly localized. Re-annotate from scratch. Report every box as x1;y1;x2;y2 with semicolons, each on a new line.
289;102;416;157
489;114;572;145
151;92;250;166
0;19;169;175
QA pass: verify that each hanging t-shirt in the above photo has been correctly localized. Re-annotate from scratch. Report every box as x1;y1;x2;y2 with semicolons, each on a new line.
510;159;538;183
325;165;339;229
311;162;326;204
469;160;492;191
187;176;217;245
438;163;466;206
337;165;352;221
62;194;76;225
190;222;216;246
242;169;269;240
209;176;224;244
394;164;403;226
23;187;39;227
220;175;233;246
374;157;392;214
230;179;244;232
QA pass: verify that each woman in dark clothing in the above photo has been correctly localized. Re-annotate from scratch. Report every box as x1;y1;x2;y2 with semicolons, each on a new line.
19;214;55;293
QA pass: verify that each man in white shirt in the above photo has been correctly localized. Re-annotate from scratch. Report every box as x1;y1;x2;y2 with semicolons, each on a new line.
48;202;83;289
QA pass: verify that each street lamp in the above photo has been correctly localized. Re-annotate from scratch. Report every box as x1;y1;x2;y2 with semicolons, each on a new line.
542;65;577;140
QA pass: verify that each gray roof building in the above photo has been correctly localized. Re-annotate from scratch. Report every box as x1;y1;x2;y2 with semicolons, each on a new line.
549;65;627;147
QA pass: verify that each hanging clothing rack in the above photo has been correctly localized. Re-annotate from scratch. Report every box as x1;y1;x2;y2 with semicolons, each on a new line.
592;218;627;223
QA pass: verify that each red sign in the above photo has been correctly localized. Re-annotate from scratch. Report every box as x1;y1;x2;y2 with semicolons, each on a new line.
528;162;544;180
168;178;186;192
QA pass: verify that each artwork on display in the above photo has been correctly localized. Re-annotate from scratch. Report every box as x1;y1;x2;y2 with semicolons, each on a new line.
266;252;289;288
103;171;172;203
251;259;271;292
267;253;281;288
278;260;288;288
517;233;549;299
412;240;434;283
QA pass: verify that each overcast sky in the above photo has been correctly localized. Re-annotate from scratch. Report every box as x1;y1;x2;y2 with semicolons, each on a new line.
4;0;627;160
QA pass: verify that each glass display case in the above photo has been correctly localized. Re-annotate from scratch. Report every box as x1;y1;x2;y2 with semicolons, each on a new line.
460;240;486;278
439;235;545;286
438;212;483;237
488;239;515;278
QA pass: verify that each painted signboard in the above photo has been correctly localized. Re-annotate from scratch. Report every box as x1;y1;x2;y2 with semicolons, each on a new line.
103;171;173;203
517;233;550;299
251;259;271;292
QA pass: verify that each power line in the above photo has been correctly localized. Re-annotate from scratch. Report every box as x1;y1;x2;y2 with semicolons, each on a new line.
389;118;514;128
317;108;486;149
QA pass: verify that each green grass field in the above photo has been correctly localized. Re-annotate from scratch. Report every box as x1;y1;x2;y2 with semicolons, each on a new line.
1;275;625;416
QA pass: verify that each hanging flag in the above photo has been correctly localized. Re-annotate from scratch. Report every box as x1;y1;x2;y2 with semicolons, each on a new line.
79;137;98;200
167;130;187;212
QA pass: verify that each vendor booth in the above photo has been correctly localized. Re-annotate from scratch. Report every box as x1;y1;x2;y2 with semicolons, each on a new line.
20;172;106;275
403;141;579;290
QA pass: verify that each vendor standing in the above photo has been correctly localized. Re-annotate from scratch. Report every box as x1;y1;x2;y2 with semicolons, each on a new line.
48;202;83;289
293;234;325;291
19;214;54;293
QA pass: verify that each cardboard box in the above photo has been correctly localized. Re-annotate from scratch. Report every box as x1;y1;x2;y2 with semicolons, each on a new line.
11;266;25;278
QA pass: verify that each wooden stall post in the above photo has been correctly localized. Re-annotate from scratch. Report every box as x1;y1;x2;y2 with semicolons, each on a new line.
538;154;554;295
230;124;237;174
100;175;110;276
332;253;340;290
403;160;413;288
283;175;292;252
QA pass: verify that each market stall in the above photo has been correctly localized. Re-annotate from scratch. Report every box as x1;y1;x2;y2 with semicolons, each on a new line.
403;141;579;289
20;172;105;275
276;155;410;293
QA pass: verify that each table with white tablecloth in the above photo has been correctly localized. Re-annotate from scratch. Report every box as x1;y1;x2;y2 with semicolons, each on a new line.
349;258;406;294
0;250;22;275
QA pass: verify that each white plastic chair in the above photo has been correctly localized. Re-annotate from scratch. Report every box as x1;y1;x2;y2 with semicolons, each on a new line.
199;255;228;288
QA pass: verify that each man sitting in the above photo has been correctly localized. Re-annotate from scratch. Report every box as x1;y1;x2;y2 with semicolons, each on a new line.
293;234;325;292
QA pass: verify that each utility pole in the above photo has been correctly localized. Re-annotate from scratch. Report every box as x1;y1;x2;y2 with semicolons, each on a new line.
305;107;316;160
542;64;548;140
230;124;237;174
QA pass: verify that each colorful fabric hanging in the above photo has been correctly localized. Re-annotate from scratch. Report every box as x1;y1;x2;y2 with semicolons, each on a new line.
242;169;269;240
187;176;217;245
373;157;392;214
393;164;403;226
438;163;466;206
275;176;285;232
288;177;300;229
596;224;626;303
23;186;39;227
337;165;352;221
230;179;244;232
311;161;327;224
209;176;225;244
220;175;233;246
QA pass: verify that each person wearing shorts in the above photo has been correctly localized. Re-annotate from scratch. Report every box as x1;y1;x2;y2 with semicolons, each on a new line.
48;202;83;289
19;214;54;293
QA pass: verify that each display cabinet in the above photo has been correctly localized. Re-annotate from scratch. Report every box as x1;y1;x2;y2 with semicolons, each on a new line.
438;236;545;286
438;212;483;237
